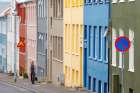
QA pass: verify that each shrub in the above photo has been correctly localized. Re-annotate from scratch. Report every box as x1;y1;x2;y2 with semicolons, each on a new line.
23;73;28;79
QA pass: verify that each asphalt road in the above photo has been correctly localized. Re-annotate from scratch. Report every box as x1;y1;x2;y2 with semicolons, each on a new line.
0;81;34;93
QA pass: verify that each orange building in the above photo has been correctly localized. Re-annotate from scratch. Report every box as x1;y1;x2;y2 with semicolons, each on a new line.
17;3;27;76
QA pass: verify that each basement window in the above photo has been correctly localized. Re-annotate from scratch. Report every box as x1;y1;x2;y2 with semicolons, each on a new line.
129;88;134;93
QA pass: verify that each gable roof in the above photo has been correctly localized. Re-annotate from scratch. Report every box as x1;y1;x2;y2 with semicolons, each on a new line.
0;2;10;14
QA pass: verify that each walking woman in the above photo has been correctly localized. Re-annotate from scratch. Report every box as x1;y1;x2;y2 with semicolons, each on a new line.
30;61;35;84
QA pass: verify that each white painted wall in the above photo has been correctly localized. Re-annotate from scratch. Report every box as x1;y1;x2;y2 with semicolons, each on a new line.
7;16;19;74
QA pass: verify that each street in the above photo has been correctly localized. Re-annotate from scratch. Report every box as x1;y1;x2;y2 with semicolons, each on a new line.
0;73;88;93
0;81;33;93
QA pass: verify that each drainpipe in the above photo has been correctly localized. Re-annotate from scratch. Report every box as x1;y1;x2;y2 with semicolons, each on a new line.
11;0;17;82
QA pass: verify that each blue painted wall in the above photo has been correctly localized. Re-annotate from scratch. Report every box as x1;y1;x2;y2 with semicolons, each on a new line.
84;1;109;93
0;17;7;73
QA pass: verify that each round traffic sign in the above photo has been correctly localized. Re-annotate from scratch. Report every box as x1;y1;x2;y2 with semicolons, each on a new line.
115;36;131;53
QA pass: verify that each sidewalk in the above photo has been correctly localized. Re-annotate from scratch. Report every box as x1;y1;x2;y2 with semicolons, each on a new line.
0;73;89;93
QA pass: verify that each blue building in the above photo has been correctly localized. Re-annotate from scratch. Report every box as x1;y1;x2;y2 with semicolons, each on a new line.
0;2;10;73
0;17;7;73
83;0;109;93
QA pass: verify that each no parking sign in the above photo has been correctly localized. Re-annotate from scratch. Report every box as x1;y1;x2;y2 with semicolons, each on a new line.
115;36;131;53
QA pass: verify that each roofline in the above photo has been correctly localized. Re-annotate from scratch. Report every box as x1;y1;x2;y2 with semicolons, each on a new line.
0;7;11;17
16;0;33;4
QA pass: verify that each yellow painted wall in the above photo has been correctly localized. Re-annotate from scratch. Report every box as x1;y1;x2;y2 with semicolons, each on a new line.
64;0;83;87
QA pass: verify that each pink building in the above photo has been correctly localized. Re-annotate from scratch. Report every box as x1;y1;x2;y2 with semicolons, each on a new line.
25;0;37;76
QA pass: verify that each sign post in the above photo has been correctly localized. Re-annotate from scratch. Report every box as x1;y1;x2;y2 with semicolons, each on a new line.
115;36;131;93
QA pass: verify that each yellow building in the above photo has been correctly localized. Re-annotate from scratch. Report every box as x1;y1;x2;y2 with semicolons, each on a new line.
64;0;83;87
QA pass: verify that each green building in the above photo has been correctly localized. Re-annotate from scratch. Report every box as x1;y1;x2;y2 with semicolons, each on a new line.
110;0;140;93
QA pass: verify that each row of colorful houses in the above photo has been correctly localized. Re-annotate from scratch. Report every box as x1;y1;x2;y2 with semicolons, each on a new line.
0;0;139;93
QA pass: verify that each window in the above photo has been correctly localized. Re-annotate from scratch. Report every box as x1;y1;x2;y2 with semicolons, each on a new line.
76;0;79;7
72;24;75;52
65;66;67;79
43;0;45;17
93;26;96;58
88;0;92;3
129;0;135;2
88;76;91;90
72;0;75;7
112;28;117;66
76;71;78;83
65;24;67;50
64;0;67;8
60;37;63;60
68;0;70;7
89;26;92;56
72;69;74;83
112;0;117;3
84;0;87;4
129;29;134;72
103;31;107;60
93;78;96;92
55;0;58;17
68;67;70;80
41;0;44;18
50;0;52;8
104;27;108;61
50;17;52;28
56;36;58;58
84;25;87;39
119;28;124;68
105;0;110;3
98;80;102;93
104;83;107;93
53;37;55;57
58;37;61;60
99;0;103;3
80;25;83;36
119;0;125;2
68;24;70;50
120;84;122;93
93;0;98;3
80;0;83;6
58;0;61;18
99;26;102;59
104;36;107;61
76;24;79;53
90;26;93;57
129;88;134;93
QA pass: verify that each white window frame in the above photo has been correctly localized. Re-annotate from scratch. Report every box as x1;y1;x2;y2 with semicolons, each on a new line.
112;28;117;67
119;0;125;3
128;29;134;72
128;0;135;2
112;0;117;3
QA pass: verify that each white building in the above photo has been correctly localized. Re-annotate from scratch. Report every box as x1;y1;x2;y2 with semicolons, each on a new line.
0;2;20;74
